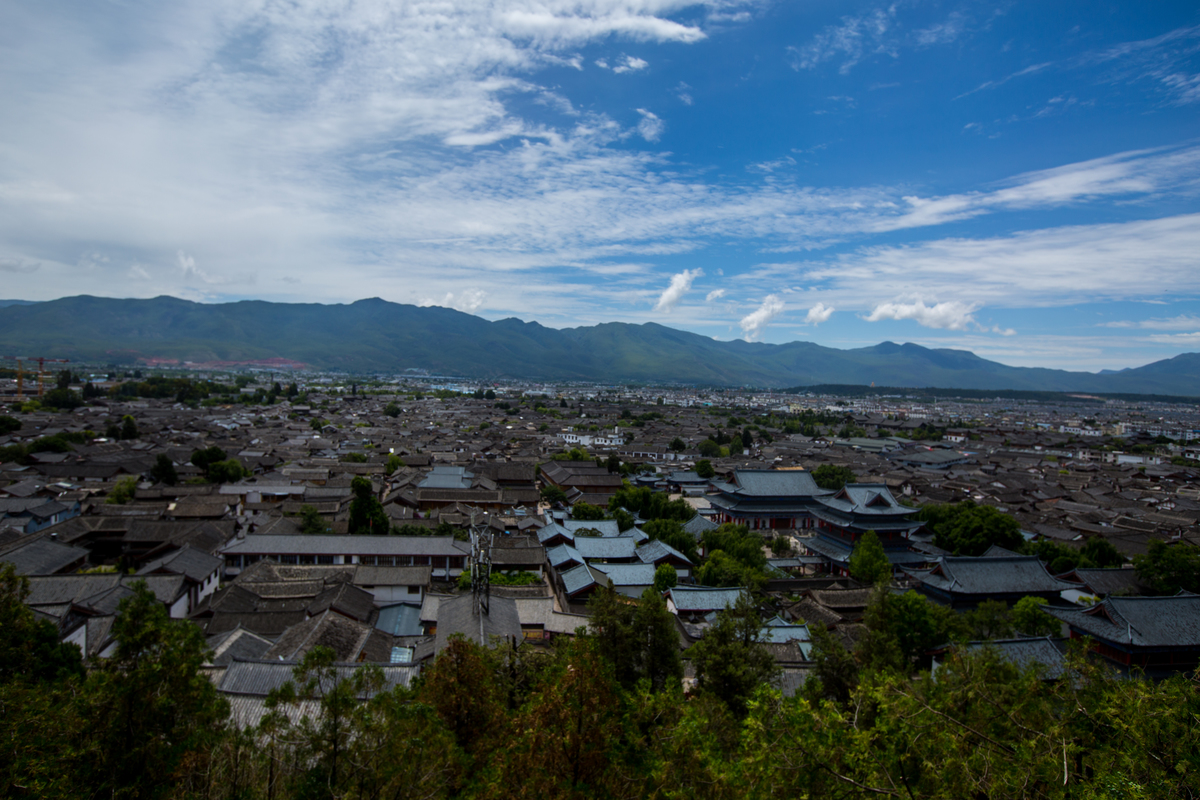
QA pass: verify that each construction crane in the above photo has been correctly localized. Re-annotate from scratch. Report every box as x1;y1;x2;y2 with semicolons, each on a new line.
2;356;70;400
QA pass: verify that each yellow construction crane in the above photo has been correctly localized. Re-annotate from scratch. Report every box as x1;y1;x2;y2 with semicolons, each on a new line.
2;356;70;400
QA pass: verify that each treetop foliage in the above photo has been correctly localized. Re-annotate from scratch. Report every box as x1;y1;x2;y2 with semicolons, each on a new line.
918;500;1024;556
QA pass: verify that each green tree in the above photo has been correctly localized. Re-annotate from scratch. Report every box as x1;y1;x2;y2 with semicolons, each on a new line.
701;523;767;574
860;586;965;671
687;592;776;716
695;550;760;589
1134;541;1200;594
668;437;686;452
383;402;401;417
729;435;744;453
298;504;331;535
190;446;227;476
642;518;699;563
967;599;1014;640
149;453;178;486
634;587;684;693
207;458;249;483
81;581;229;799
1011;596;1059;637
120;414;139;440
416;635;506;760
0;414;21;435
540;485;567;505
810;463;857;490
106;475;138;505
0;563;84;683
694;459;716;479
348;476;388;535
341;451;368;463
385;453;405;473
653;563;678;592
1080;536;1125;568
848;529;890;585
570;501;607;521
919;501;1023;556
697;439;720;458
803;623;858;706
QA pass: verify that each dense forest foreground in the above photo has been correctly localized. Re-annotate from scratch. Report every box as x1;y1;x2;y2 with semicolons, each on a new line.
2;563;1198;800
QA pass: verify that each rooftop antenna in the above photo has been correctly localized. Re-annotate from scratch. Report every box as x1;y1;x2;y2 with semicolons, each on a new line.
470;523;493;617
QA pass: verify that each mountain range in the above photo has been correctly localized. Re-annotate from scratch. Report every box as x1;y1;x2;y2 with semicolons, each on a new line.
1;295;1198;396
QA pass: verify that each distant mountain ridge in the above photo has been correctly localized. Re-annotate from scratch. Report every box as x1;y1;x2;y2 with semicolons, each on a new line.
1;295;1198;396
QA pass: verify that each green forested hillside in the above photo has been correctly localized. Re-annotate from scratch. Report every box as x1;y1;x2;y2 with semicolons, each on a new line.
1;295;1198;394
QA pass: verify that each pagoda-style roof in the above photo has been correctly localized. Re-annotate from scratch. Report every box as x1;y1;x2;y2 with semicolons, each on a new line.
815;483;912;516
1045;593;1200;648
710;470;831;499
904;555;1081;598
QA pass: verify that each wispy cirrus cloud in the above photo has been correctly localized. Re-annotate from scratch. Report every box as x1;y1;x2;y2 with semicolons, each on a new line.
1101;314;1200;330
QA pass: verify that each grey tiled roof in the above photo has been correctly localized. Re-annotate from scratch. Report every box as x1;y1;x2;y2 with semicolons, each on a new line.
562;519;621;536
715;470;830;498
590;562;657;587
1046;594;1200;647
0;537;88;575
559;563;609;597
636;539;693;566
572;536;638;562
905;555;1081;596
433;593;522;650
547;543;584;569
137;546;223;582
222;534;468;557
667;585;745;611
960;637;1067;679
217;658;417;697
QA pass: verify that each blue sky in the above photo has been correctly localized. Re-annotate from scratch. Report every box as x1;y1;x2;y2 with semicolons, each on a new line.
2;1;1199;371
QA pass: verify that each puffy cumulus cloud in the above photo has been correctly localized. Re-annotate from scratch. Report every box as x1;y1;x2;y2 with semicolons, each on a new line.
653;268;702;312
612;55;649;73
740;295;784;341
705;288;726;302
864;299;978;330
804;302;834;324
420;289;487;314
636;108;665;141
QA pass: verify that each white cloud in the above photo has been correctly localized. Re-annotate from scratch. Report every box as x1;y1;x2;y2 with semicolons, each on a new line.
705;288;726;302
653;268;702;312
804;213;1200;309
804;302;834;325
788;6;897;74
0;257;39;274
612;55;649;74
676;81;693;105
740;295;784;341
1147;331;1200;346
420;289;487;314
635;108;665;142
915;13;965;46
865;299;978;330
1102;314;1200;330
